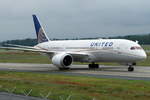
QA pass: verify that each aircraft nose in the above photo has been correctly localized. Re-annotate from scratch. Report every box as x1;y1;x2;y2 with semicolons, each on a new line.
140;51;147;60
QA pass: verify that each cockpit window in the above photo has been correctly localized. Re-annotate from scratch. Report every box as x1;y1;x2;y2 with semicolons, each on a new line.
131;47;135;50
130;46;142;50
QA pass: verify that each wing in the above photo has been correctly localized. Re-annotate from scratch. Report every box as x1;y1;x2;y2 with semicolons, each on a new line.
0;46;90;60
2;44;35;49
0;46;54;53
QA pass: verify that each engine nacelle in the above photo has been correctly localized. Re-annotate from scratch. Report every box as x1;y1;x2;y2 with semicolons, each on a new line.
52;53;73;68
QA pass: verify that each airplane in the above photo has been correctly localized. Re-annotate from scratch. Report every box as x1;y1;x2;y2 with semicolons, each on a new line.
0;15;147;71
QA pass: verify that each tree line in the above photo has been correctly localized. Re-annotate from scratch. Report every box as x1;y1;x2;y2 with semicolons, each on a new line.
109;34;150;45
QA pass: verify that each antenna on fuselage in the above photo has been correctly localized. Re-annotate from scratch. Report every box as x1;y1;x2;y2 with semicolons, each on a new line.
135;40;139;44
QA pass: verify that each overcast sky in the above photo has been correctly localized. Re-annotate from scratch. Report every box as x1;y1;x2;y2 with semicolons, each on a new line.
0;0;150;41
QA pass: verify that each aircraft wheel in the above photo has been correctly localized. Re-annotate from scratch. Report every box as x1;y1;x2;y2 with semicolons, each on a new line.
128;66;134;72
59;67;70;70
89;63;99;69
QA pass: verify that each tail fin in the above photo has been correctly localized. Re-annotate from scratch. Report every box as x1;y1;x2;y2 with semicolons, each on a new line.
32;15;50;43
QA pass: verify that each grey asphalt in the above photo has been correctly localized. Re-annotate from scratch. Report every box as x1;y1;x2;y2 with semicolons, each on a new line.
0;63;150;80
0;92;44;100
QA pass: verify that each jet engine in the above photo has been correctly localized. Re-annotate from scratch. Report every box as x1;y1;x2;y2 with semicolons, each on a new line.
52;53;73;68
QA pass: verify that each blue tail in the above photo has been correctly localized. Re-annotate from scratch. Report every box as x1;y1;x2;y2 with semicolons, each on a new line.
32;15;49;43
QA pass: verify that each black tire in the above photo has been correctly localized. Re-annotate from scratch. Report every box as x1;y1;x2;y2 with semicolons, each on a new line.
88;64;93;69
59;67;70;70
128;66;134;72
94;64;99;68
88;64;99;69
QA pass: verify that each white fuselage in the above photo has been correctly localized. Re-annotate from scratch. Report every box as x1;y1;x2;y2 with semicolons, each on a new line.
35;39;147;63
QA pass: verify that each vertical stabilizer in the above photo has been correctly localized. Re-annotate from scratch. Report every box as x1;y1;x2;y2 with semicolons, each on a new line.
32;15;49;43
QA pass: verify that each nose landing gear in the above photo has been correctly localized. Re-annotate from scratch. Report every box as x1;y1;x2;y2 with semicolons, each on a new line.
128;65;134;72
128;63;136;72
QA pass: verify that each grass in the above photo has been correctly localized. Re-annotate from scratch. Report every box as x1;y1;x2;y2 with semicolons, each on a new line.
0;52;50;64
142;45;150;50
0;71;150;100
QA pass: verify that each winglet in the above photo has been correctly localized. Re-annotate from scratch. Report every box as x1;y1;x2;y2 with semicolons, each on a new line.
32;15;49;43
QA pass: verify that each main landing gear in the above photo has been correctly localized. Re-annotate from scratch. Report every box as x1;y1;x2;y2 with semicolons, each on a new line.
88;62;99;69
59;67;70;70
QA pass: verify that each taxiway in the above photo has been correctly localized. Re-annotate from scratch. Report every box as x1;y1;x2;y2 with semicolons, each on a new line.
0;63;150;80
